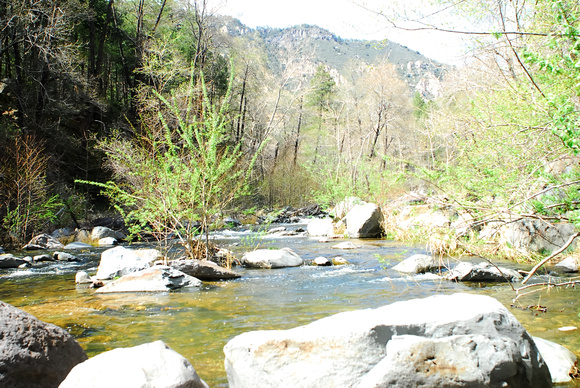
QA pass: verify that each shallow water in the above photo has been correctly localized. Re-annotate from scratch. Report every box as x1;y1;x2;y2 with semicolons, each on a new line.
1;226;578;386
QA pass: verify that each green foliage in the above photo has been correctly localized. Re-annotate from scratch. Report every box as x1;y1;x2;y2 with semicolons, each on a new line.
80;66;264;258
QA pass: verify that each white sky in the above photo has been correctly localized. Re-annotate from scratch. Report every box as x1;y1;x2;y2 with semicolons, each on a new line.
213;0;469;65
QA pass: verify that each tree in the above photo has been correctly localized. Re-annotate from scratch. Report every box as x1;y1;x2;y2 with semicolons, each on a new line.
83;66;264;261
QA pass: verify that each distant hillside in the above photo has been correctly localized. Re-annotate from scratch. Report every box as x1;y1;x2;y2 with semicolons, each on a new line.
212;15;448;99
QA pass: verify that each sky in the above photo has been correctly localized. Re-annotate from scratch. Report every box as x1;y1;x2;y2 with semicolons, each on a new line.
213;0;469;65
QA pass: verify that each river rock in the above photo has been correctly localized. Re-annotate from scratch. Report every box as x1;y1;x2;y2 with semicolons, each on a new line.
554;256;579;272
97;237;118;246
345;202;384;238
313;257;332;266
91;226;117;241
95;246;161;280
53;251;78;262
33;254;55;262
446;261;523;282
22;233;64;250
392;254;442;274
59;340;208;388
241;248;303;269
331;241;359;249
224;293;550;388
533;337;577;384
501;219;576;255
168;258;241;280
96;266;202;293
64;241;93;250
0;254;27;268
75;271;93;284
331;256;349;265
0;301;87;388
307;218;334;237
0;246;4;254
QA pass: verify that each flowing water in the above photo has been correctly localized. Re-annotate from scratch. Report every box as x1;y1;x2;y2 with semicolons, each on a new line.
0;224;579;387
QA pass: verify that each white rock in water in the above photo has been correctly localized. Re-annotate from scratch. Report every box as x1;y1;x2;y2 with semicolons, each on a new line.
241;248;303;269
331;242;359;249
75;271;92;284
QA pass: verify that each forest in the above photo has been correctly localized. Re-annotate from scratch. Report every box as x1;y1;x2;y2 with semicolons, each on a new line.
1;0;579;259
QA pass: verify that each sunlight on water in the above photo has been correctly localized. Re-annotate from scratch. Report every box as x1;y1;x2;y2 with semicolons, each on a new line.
0;231;578;387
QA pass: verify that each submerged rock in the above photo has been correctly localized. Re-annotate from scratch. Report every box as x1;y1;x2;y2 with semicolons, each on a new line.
64;241;93;250
0;301;87;388
241;248;303;269
96;266;202;293
224;293;550;388
168;258;241;280
331;241;359;249
59;340;208;388
446;261;523;283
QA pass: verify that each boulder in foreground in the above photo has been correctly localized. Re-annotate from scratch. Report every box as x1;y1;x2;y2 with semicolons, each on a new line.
224;293;551;388
0;301;87;388
59;340;208;388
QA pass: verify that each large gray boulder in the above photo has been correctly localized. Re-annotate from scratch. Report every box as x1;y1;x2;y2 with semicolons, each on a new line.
241;248;303;269
392;254;442;274
91;226;124;241
95;246;161;280
501;219;576;255
345;202;384;238
0;253;27;268
0;301;87;388
224;293;551;388
446;261;523;283
59;340;208;388
168;258;240;280
95;266;202;293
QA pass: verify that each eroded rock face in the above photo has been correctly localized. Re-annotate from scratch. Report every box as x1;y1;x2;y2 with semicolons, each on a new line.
240;248;303;269
59;340;208;388
224;293;551;388
0;301;87;388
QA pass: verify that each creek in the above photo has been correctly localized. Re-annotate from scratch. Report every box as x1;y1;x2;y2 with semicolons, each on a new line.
0;222;579;387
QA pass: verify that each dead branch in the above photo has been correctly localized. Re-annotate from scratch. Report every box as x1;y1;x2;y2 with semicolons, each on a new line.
521;232;580;284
